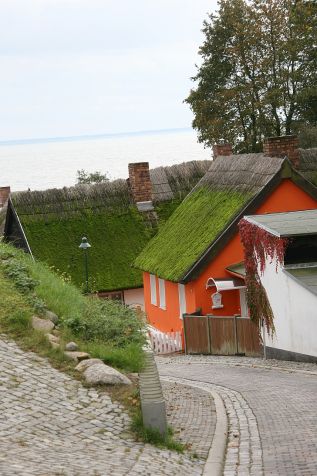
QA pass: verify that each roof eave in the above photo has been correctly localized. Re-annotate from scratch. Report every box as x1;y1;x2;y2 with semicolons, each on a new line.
180;159;317;283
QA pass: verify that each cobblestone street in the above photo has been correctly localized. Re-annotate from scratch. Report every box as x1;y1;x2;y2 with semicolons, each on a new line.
0;336;205;476
157;355;317;476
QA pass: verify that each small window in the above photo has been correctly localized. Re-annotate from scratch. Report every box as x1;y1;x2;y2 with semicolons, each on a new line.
178;283;186;318
158;278;166;309
150;274;157;306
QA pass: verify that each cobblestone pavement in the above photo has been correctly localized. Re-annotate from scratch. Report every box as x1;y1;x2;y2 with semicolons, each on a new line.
162;381;216;459
157;356;317;475
160;354;317;374
0;336;205;476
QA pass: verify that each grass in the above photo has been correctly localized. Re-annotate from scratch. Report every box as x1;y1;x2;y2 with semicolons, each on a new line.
131;410;185;452
135;187;253;281
0;242;145;373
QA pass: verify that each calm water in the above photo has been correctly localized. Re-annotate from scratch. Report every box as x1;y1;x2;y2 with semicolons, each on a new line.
0;129;211;191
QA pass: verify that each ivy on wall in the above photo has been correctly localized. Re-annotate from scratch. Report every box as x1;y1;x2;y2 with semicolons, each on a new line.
239;219;288;335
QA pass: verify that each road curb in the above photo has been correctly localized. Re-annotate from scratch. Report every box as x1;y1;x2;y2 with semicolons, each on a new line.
202;390;227;476
161;377;228;476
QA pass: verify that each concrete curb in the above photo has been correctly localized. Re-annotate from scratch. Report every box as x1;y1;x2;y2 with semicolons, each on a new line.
202;390;228;476
161;377;228;476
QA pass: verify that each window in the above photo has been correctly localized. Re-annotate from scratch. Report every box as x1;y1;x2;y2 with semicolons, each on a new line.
158;278;166;309
178;283;186;318
150;274;157;305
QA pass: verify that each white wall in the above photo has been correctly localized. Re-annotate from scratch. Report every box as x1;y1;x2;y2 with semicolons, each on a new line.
260;259;317;358
123;288;145;311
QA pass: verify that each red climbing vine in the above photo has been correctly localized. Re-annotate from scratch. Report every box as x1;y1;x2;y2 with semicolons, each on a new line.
239;218;289;335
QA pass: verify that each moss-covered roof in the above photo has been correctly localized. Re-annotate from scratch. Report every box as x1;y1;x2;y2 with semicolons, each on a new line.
9;161;209;291
135;187;252;281
135;150;317;282
135;153;287;281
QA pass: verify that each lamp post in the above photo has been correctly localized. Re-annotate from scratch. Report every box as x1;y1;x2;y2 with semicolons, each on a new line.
79;236;91;294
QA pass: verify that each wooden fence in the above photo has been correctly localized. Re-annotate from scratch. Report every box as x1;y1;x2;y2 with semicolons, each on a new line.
183;314;262;356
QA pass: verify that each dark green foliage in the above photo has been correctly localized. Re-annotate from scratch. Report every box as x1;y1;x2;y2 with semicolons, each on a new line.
76;169;109;184
186;0;317;152
135;187;252;281
64;297;145;347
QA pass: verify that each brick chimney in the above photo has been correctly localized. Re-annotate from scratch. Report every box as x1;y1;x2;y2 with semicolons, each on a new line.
213;141;233;159
263;135;300;168
0;186;10;208
128;162;152;204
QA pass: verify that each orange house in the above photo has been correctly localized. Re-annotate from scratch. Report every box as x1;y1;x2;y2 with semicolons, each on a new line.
135;136;317;333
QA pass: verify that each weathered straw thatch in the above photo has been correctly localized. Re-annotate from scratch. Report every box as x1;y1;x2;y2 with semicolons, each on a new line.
194;154;284;194
298;148;317;186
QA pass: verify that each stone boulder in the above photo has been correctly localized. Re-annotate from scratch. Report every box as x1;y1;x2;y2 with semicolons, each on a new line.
65;341;78;351
32;316;55;333
75;358;104;372
83;363;132;386
64;351;90;363
46;333;60;349
45;310;59;324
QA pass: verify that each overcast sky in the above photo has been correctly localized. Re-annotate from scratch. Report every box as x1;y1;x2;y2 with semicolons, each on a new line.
0;0;218;141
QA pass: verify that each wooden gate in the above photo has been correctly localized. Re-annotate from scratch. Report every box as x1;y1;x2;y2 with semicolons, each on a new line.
183;314;262;356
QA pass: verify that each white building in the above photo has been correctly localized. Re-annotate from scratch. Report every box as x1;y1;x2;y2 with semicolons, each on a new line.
244;209;317;363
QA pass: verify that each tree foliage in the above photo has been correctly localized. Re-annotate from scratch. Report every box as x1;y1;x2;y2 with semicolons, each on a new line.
76;169;109;184
186;0;317;152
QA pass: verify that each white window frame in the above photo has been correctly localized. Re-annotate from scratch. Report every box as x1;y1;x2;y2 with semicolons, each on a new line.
178;283;186;319
158;278;166;310
150;274;157;306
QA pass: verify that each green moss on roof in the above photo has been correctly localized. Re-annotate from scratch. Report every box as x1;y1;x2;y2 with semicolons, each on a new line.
135;187;253;282
20;207;153;291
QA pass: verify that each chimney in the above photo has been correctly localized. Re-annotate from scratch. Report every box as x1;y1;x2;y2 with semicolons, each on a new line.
0;186;10;208
128;162;153;205
263;135;300;168
213;140;233;159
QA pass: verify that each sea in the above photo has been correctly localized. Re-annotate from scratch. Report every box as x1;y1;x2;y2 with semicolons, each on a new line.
0;128;211;192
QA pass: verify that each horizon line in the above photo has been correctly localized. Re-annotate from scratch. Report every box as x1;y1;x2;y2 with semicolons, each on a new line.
0;127;193;146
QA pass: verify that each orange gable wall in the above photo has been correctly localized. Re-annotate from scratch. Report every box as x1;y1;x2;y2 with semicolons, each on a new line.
143;179;317;332
143;272;196;332
194;179;317;315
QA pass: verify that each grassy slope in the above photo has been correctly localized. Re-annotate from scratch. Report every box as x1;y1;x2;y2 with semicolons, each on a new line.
0;243;145;372
135;187;252;281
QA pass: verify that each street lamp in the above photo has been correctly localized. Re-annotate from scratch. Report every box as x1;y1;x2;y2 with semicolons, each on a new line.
79;236;91;294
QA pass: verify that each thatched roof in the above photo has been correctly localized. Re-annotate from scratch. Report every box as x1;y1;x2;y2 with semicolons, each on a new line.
8;160;210;292
298;148;317;186
195;153;284;193
135;153;317;282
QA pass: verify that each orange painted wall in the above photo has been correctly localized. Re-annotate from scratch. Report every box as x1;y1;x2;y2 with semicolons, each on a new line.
143;179;317;331
194;179;317;315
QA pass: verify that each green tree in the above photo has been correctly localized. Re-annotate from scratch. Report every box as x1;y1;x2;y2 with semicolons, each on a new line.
76;169;109;185
185;0;317;152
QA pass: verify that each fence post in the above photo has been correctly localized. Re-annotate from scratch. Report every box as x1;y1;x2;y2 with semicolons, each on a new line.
233;314;239;355
206;315;212;354
183;314;188;354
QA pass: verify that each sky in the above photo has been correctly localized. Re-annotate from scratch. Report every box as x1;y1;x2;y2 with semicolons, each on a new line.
0;0;218;141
